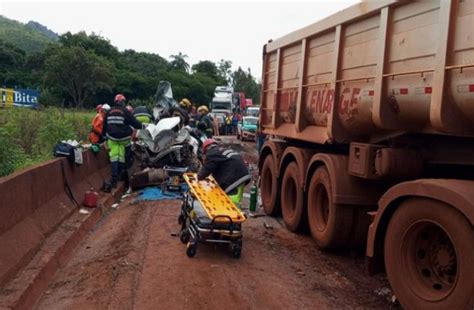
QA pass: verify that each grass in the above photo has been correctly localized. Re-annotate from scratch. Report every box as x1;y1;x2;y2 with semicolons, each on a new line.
0;107;95;177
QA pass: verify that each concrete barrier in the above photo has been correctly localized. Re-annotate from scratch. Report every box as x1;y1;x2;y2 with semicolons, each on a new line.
0;149;111;287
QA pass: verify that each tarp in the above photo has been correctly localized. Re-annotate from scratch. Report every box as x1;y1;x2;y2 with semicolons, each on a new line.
133;185;188;203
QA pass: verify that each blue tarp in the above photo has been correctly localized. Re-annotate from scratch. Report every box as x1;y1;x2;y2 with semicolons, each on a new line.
133;185;188;203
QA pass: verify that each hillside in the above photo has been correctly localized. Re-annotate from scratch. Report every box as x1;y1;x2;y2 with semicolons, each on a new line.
0;15;58;54
26;21;59;41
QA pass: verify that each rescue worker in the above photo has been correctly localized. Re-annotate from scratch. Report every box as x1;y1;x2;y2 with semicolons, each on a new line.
196;105;213;138
95;104;103;114
133;106;153;124
179;98;192;112
102;94;143;188
189;105;197;128
197;139;251;209
88;104;110;146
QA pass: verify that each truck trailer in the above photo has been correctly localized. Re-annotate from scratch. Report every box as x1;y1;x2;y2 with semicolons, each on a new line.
258;0;474;308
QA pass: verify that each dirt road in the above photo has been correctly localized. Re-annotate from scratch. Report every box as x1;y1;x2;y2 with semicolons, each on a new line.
35;139;395;310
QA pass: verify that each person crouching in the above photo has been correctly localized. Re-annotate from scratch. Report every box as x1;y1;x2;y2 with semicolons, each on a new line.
197;139;251;209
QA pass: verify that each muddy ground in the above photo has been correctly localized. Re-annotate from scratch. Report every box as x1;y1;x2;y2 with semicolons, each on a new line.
35;138;396;310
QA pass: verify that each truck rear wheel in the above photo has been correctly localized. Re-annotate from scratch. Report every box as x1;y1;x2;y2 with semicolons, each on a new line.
307;166;352;249
281;162;305;232
261;155;279;215
384;198;474;309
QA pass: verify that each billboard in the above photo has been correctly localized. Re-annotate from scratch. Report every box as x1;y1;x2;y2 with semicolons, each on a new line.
0;88;40;108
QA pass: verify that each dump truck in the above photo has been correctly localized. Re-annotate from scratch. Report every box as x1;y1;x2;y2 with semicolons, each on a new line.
258;0;474;308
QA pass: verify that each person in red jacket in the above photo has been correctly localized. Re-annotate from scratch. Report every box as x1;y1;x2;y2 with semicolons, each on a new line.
88;104;110;144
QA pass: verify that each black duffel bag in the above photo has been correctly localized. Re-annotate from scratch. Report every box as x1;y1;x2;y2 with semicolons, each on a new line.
53;142;75;162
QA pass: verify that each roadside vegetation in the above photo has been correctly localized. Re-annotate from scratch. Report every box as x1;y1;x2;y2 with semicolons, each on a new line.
0;16;261;176
0;108;93;177
0;16;261;110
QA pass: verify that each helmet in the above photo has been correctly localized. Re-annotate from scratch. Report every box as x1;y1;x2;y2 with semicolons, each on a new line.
95;104;103;113
197;105;208;113
180;98;191;109
101;104;111;111
126;105;133;113
114;93;126;104
202;139;217;155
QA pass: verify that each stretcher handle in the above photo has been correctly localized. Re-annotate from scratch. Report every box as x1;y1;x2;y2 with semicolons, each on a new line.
210;215;234;234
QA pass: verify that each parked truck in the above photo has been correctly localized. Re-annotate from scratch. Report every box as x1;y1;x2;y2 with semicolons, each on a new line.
210;92;232;135
233;92;246;112
258;0;474;308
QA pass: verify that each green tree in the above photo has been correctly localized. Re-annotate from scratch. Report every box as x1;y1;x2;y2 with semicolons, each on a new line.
43;46;115;108
192;60;218;77
191;60;227;85
0;39;27;86
119;49;168;77
60;31;119;61
169;52;189;72
231;67;260;104
217;59;232;85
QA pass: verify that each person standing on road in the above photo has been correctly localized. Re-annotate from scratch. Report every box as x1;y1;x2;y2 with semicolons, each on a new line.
179;98;192;113
197;139;251;209
188;105;197;128
89;104;110;146
102;94;143;188
196;105;213;138
232;111;239;135
256;120;266;153
225;113;232;135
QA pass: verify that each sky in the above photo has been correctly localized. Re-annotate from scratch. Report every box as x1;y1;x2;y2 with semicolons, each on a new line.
0;0;359;80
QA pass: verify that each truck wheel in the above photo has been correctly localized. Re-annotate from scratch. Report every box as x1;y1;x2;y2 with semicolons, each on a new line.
281;162;305;232
261;155;279;215
307;166;352;249
385;198;474;309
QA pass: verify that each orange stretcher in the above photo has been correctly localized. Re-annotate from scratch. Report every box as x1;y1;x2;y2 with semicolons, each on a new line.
179;173;245;258
183;173;246;223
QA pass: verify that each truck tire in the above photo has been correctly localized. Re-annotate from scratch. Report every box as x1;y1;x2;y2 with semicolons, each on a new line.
261;155;279;215
307;166;352;249
281;162;305;232
384;198;474;309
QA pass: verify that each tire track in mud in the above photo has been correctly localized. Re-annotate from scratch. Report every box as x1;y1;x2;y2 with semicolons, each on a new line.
35;200;157;310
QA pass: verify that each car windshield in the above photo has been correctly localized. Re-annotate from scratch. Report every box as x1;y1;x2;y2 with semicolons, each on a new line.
247;109;259;117
211;101;231;110
243;118;258;126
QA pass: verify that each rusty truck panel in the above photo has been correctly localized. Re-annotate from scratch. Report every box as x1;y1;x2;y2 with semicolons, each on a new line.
261;0;474;144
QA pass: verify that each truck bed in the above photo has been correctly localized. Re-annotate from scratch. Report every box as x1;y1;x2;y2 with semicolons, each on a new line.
260;0;474;144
